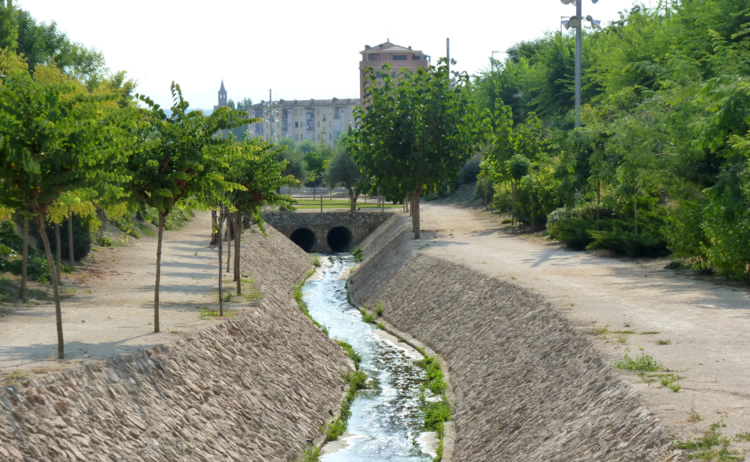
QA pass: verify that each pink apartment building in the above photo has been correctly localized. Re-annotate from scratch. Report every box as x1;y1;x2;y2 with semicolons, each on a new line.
359;41;431;103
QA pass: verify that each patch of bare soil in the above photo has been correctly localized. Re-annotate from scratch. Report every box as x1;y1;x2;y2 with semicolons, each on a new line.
414;199;750;457
0;212;242;382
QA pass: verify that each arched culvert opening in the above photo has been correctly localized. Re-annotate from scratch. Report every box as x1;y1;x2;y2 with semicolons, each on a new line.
327;226;354;252
290;228;317;252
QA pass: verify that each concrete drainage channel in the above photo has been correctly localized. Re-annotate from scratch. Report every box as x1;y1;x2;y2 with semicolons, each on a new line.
304;255;439;461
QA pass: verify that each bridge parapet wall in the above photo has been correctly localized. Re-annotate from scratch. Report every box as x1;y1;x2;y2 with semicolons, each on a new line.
261;211;394;253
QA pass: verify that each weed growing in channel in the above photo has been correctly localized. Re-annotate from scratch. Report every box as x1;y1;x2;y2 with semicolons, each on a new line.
360;308;376;325
352;247;363;263
415;352;451;462
375;300;385;317
674;419;743;461
616;348;661;372
295;444;321;462
313;256;321;267
656;339;672;345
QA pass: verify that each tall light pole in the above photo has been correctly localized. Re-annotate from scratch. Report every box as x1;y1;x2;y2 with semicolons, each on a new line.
561;0;600;128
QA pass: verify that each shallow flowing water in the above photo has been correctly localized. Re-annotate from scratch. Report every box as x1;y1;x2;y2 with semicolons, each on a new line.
303;255;435;461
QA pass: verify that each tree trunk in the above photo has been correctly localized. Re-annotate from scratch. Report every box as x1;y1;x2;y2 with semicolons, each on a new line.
412;186;421;239
19;217;28;301
226;215;232;274
234;213;241;294
347;187;356;211
217;210;224;316
596;180;601;231
154;214;165;333
210;210;219;245
634;195;638;235
55;222;62;282
37;215;64;359
68;208;74;267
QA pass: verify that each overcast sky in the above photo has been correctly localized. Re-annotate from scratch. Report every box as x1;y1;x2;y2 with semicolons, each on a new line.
17;0;654;111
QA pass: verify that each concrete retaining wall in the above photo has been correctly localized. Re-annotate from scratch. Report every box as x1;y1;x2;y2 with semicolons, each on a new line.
350;215;677;461
0;225;352;461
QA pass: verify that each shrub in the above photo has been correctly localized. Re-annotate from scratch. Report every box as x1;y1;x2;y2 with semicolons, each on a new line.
458;157;481;185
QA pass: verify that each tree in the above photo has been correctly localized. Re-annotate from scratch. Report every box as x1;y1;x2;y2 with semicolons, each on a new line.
325;144;363;210
236;98;253;112
352;60;476;238
0;66;128;358
127;83;251;332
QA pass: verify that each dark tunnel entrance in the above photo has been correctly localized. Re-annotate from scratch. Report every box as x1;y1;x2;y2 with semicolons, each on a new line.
327;226;354;252
290;228;317;252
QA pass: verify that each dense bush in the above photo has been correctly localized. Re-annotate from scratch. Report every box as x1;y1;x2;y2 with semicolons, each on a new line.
29;215;92;263
459;157;481;185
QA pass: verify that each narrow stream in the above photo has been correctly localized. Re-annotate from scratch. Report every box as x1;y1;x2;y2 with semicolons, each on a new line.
303;255;435;461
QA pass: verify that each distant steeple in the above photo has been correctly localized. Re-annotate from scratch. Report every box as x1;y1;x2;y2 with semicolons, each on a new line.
218;80;227;107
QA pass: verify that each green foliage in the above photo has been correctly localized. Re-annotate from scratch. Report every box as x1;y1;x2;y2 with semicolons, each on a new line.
615;349;661;372
458;157;481;185
295;445;321;462
352;247;363;263
352;59;477;237
360;308;376;325
323;369;368;441
415;351;451;461
335;340;362;370
674;420;744;461
374;300;384;317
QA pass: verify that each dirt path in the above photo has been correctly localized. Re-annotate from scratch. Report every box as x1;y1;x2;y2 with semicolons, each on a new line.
414;201;750;452
0;212;231;379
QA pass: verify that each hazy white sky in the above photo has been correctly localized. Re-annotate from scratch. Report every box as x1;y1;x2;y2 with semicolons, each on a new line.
17;0;653;110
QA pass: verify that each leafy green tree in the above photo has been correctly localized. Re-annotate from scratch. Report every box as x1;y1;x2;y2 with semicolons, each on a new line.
0;67;127;358
352;60;476;238
325;144;364;210
127;83;251;332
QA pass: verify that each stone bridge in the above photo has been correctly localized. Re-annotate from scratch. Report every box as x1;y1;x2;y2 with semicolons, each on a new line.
261;211;394;253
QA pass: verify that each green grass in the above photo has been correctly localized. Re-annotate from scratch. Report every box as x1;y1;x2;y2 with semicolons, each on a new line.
335;340;362;370
352;247;363;263
375;300;384;317
674;420;744;461
415;352;451;462
656;338;672;345
360;308;376;324
198;306;234;319
313;256;321;267
323;368;368;441
295;444;321;462
615;349;661;372
292;199;400;210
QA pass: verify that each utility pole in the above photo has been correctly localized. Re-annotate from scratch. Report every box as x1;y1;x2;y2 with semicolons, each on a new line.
574;0;582;128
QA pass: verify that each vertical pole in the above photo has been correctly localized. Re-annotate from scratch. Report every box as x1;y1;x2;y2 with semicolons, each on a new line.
575;1;582;128
320;195;323;213
269;89;273;142
446;38;450;74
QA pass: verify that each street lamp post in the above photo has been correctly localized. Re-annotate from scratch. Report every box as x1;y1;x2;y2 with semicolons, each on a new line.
560;0;600;128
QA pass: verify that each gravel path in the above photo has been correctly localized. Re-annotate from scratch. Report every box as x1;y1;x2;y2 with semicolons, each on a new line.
0;212;227;379
414;201;750;451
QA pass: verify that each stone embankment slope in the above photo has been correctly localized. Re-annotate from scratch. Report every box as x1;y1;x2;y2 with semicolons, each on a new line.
0;224;351;461
349;215;677;461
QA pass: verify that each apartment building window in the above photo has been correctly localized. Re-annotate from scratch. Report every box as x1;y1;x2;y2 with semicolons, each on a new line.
393;55;407;61
368;55;381;61
295;121;299;128
305;109;314;131
412;55;422;60
334;108;342;120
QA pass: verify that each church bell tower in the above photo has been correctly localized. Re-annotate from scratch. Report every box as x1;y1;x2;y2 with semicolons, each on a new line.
218;80;227;107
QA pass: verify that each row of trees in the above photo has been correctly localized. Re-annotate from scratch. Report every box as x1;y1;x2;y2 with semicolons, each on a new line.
345;0;750;282
467;0;750;281
0;5;296;358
